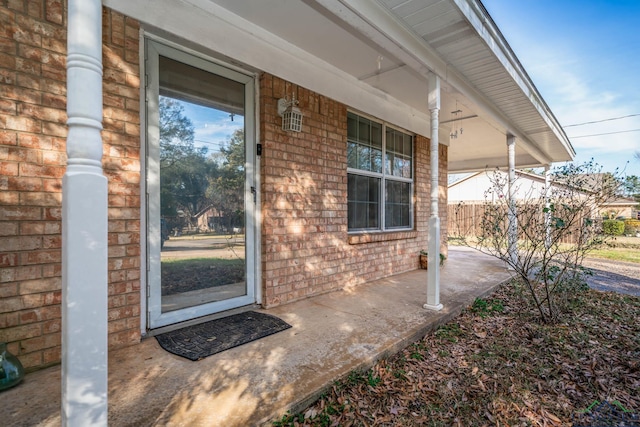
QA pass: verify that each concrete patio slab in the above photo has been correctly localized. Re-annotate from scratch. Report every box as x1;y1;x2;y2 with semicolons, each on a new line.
0;247;511;426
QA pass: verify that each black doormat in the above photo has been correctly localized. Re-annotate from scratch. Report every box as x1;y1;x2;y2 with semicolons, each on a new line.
155;311;292;361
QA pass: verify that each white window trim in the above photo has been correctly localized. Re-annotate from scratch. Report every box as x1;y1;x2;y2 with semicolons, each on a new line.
347;112;415;234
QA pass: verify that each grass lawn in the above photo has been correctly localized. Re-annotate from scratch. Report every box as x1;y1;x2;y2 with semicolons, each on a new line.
588;247;640;264
274;282;640;426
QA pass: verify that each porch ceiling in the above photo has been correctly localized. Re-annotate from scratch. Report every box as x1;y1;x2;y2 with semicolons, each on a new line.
208;0;575;173
107;0;575;172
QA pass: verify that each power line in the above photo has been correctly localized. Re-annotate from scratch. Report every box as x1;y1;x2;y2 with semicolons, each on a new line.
564;113;640;127
569;128;640;139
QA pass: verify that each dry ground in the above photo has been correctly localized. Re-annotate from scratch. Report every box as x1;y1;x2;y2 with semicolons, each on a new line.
273;282;640;426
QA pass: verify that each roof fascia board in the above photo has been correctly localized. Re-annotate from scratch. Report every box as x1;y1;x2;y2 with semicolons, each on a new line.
447;171;481;188
318;0;554;164
103;0;431;135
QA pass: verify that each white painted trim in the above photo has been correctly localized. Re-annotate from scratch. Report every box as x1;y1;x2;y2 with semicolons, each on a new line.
253;80;262;306
63;0;108;424
507;135;517;265
103;0;431;137
425;73;442;311
138;26;148;335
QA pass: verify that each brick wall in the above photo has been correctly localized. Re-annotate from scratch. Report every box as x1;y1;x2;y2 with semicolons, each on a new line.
259;75;448;307
0;2;141;371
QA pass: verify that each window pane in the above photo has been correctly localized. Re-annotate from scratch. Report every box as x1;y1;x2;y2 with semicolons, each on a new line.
385;128;413;178
347;113;357;140
348;174;380;230
348;114;382;173
347;142;357;169
385;180;411;228
371;147;382;173
371;121;382;148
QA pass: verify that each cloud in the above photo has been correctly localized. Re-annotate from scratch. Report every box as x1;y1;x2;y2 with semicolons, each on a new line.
527;52;640;154
195;120;244;142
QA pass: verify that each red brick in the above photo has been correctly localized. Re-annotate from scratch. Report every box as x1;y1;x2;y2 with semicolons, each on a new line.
20;191;61;206
19;305;60;324
42;345;60;364
0;323;42;342
3;145;40;162
0;37;17;55
41;36;65;54
13;26;42;47
0;83;41;103
45;0;63;25
1;235;41;251
0;295;23;311
42;290;61;305
42;121;66;137
16;351;43;370
21;250;61;265
17;266;43;283
0;68;16;85
0;130;18;145
40;90;63;108
6;176;43;191
0;312;19;328
43;207;60;220
41;178;60;193
0;221;19;237
41;263;61;278
0;190;19;204
20;331;60;353
0;51;17;68
42;319;60;334
27;0;44;19
0;283;19;298
0;161;18;176
3;115;41;132
18;132;52;149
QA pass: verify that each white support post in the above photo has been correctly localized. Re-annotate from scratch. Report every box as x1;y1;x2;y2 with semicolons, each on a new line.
63;1;108;425
544;165;551;250
424;73;443;311
507;135;517;267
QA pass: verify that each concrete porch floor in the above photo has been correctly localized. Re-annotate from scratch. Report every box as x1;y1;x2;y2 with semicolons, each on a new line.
1;247;511;426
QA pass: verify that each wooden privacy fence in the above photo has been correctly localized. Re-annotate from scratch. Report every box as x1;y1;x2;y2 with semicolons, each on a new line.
448;203;598;245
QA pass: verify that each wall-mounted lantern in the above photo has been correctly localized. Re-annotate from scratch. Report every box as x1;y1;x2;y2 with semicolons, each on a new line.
277;95;303;132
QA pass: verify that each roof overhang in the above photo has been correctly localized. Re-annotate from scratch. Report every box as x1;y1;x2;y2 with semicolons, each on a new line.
104;0;575;172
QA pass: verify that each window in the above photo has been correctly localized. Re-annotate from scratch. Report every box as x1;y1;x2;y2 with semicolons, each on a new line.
347;112;414;231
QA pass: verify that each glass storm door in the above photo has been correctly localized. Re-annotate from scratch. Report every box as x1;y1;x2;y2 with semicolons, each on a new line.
146;40;256;329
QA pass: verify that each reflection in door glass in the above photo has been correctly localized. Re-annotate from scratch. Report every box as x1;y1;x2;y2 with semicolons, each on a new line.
157;56;246;313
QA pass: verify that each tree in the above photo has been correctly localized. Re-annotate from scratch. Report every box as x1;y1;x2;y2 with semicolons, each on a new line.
206;129;245;232
451;161;621;322
621;175;640;209
159;97;211;231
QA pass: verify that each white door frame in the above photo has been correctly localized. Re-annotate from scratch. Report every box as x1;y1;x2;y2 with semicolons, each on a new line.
144;38;258;329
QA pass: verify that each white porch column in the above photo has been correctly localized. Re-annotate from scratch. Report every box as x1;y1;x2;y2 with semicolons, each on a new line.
424;73;443;311
507;135;517;266
544;165;551;249
63;1;108;425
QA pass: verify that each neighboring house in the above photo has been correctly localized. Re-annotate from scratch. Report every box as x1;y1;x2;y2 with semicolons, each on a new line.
0;0;575;377
448;170;637;219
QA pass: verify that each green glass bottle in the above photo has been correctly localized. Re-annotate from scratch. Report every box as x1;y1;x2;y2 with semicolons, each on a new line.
0;342;24;391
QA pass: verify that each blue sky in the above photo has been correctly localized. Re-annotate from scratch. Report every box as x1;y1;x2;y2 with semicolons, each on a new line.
482;0;640;177
181;101;243;156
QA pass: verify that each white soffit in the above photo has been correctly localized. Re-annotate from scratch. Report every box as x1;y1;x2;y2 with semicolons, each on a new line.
376;0;575;163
